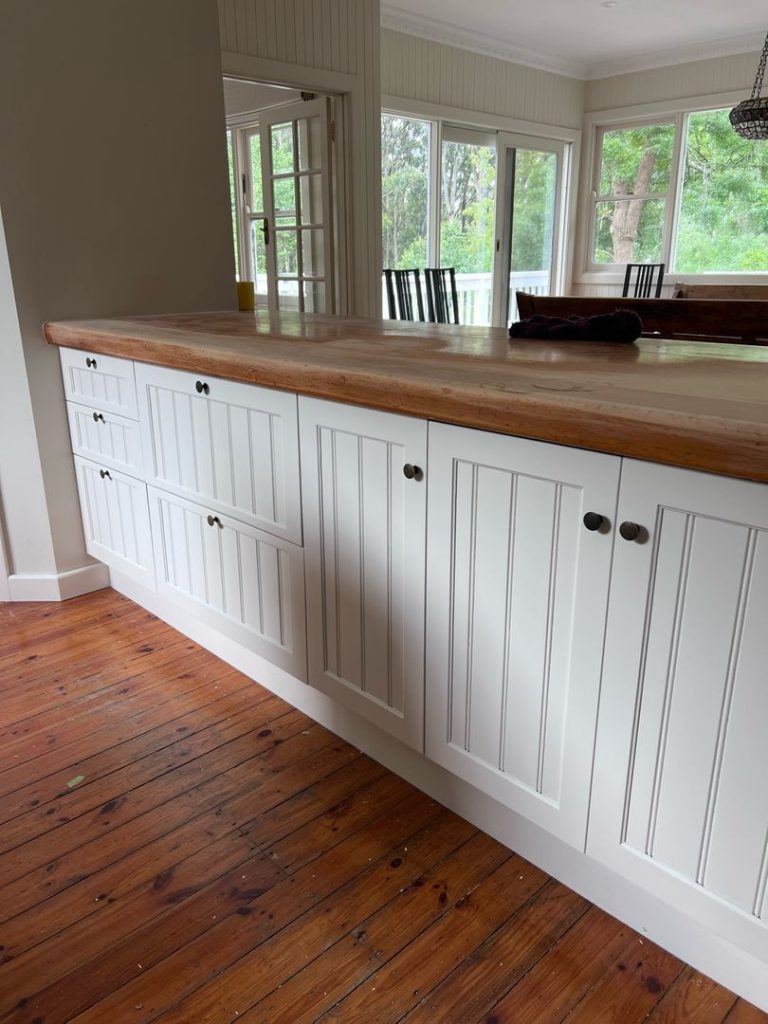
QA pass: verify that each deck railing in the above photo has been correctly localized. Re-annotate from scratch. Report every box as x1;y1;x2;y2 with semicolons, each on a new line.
382;270;550;325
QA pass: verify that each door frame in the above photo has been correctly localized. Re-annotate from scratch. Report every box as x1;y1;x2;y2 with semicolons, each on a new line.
492;132;569;327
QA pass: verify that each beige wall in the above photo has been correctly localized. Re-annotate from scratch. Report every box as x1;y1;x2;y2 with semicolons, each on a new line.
381;28;585;129
218;0;382;316
0;0;236;594
585;50;760;112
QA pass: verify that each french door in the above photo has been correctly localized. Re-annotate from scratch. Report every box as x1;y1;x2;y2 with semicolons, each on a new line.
237;97;336;314
492;134;568;325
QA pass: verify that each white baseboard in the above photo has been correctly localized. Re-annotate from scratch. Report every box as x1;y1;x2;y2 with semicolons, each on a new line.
7;561;110;602
111;567;768;1013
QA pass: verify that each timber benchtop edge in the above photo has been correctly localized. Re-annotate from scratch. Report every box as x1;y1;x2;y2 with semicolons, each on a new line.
45;310;768;485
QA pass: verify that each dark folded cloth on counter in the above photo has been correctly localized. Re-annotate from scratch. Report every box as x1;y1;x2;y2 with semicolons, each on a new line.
509;308;643;343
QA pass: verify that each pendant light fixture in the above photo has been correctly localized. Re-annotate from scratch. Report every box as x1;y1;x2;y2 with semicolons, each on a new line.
730;31;768;139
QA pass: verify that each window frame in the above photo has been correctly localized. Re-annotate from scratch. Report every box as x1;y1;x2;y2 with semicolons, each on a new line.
579;90;768;285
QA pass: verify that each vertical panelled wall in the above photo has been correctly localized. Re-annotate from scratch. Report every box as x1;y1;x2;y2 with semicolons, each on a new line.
381;29;584;130
218;0;382;317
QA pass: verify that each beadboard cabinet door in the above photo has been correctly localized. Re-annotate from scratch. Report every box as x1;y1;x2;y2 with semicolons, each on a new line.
67;402;144;479
299;397;427;750
589;459;768;958
148;487;306;680
74;456;154;589
425;423;620;849
137;364;301;544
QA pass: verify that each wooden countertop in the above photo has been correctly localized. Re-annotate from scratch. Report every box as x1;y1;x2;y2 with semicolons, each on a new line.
45;310;768;484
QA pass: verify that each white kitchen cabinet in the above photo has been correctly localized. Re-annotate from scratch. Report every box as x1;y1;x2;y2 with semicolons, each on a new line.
73;456;154;588
147;486;307;681
299;397;427;750
590;459;768;956
60;347;138;419
425;422;620;849
136;364;302;544
67;402;143;478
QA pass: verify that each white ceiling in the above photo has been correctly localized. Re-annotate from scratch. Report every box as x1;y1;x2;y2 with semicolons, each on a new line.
381;0;767;79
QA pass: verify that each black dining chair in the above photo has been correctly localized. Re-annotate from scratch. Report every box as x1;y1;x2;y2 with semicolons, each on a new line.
425;268;460;325
383;268;426;321
623;262;665;298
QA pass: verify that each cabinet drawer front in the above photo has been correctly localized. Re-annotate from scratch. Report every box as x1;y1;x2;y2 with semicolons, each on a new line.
67;402;143;478
590;459;768;957
74;456;154;589
300;397;427;751
60;348;138;419
137;364;301;544
425;422;620;849
148;487;306;681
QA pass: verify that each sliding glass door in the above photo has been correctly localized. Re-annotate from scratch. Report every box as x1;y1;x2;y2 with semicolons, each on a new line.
381;115;570;327
493;134;568;325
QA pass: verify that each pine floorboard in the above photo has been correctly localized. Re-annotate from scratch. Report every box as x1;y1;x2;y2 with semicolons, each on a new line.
0;589;764;1024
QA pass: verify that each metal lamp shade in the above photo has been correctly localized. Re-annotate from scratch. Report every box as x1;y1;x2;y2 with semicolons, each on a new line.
730;32;768;140
730;96;768;140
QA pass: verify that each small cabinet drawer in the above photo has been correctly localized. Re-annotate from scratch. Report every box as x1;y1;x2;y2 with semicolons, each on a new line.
137;364;301;544
60;347;138;419
67;402;143;479
73;456;154;589
148;487;306;681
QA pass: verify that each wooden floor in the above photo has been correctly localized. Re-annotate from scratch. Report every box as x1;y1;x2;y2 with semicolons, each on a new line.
0;591;764;1024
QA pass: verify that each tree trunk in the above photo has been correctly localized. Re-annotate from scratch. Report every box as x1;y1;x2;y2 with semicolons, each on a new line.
611;149;657;263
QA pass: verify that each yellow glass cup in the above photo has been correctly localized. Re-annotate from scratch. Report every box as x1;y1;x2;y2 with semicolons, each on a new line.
237;280;255;311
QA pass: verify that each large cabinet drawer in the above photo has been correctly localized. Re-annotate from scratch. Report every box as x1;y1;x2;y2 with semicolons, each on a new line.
73;456;154;588
137;364;301;544
67;402;143;478
60;347;138;419
148;487;307;680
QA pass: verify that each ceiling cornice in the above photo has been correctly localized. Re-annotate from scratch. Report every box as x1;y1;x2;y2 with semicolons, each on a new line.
584;31;764;80
381;3;765;83
380;3;587;80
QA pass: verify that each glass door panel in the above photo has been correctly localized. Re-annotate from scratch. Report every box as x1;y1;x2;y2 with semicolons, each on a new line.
439;127;497;326
260;98;334;314
495;134;567;325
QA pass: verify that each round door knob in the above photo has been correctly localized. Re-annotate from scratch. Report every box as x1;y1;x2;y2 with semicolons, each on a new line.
99;469;111;480
206;514;223;528
619;521;641;542
195;380;210;395
403;464;423;481
86;357;97;369
93;412;105;423
583;512;605;532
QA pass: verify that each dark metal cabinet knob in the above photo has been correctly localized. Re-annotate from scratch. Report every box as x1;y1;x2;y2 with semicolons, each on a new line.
583;512;605;532
206;514;223;528
99;469;111;480
403;464;423;481
93;412;105;423
86;357;97;369
195;380;210;395
619;521;641;542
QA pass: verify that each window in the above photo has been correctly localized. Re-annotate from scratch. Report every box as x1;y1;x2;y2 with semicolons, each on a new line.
381;114;430;270
588;107;768;275
675;108;768;273
591;122;675;265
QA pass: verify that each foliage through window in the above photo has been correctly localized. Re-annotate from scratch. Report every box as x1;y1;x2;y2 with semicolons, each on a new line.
590;108;768;274
381;114;430;270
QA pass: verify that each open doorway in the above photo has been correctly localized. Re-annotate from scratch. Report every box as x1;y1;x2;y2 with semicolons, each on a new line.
224;78;346;315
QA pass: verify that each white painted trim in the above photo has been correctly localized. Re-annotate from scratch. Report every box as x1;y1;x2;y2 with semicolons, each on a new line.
382;94;581;142
220;53;357;94
381;5;763;84
8;561;109;602
110;566;768;1013
381;3;585;80
0;517;10;602
586;33;764;82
